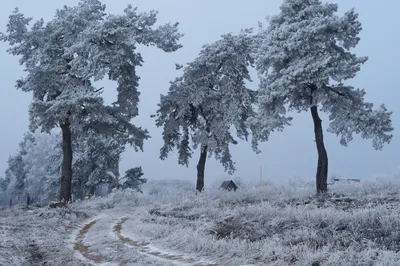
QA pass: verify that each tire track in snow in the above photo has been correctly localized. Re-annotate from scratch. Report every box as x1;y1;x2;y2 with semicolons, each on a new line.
74;220;112;264
113;217;218;266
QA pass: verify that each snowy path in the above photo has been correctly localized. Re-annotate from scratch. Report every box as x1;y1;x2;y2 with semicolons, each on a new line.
74;220;113;265
72;214;218;266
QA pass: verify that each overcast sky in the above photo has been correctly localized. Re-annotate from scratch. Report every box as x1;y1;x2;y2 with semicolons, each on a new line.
0;0;399;187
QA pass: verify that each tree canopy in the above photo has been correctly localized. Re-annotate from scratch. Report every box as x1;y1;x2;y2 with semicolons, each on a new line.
154;31;256;190
250;0;393;192
1;0;183;201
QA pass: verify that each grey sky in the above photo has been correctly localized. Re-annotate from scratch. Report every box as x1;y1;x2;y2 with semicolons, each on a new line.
0;1;398;186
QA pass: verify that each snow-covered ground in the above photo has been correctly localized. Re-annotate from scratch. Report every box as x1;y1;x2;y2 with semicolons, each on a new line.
0;205;87;265
2;178;400;265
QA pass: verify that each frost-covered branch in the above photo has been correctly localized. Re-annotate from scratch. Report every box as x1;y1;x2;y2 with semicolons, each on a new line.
1;0;183;201
252;0;393;193
154;31;256;174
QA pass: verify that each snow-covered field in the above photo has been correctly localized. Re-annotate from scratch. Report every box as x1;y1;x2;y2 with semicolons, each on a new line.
0;205;88;265
2;178;400;265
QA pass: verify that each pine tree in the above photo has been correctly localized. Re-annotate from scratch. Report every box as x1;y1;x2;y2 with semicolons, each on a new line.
251;0;393;193
72;131;122;198
154;31;256;191
121;167;147;192
1;0;182;201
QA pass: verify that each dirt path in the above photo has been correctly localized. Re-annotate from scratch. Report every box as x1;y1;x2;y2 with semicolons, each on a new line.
74;220;112;264
73;215;219;266
113;217;218;266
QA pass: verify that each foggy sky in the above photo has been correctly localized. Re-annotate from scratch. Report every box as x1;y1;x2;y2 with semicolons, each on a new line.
0;1;399;187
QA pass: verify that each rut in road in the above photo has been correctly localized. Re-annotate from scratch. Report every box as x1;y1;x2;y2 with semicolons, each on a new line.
74;220;112;264
113;217;218;266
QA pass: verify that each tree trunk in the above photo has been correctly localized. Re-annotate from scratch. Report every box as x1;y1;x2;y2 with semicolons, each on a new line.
89;185;95;198
196;145;208;192
60;120;73;202
114;155;121;190
311;105;328;194
79;179;85;200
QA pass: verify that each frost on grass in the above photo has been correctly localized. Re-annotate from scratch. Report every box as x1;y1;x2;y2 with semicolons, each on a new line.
2;179;400;265
0;206;88;266
103;179;400;266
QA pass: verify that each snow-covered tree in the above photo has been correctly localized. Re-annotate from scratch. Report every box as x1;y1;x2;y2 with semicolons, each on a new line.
2;133;34;205
0;176;8;195
22;131;61;203
3;129;145;204
1;0;182;201
72;131;124;198
120;167;146;192
2;132;61;204
72;131;144;198
154;31;256;191
251;0;393;193
4;155;26;203
0;176;9;205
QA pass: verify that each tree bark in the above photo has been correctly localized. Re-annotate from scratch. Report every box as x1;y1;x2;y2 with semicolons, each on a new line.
60;120;73;202
196;145;208;192
311;105;328;194
114;155;121;190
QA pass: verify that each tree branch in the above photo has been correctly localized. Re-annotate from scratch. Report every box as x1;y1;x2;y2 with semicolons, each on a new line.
322;84;346;97
207;47;231;92
94;87;104;93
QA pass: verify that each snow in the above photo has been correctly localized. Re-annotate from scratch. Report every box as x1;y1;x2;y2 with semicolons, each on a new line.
0;206;86;265
2;178;400;265
0;1;395;265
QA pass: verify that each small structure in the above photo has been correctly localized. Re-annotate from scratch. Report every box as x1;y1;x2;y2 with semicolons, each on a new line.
219;180;238;191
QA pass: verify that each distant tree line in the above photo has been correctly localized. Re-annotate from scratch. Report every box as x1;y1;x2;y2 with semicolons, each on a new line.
0;0;393;205
0;130;146;206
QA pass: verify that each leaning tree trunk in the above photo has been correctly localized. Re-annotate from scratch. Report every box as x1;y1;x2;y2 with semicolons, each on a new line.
196;145;208;192
311;105;328;194
60;120;73;202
